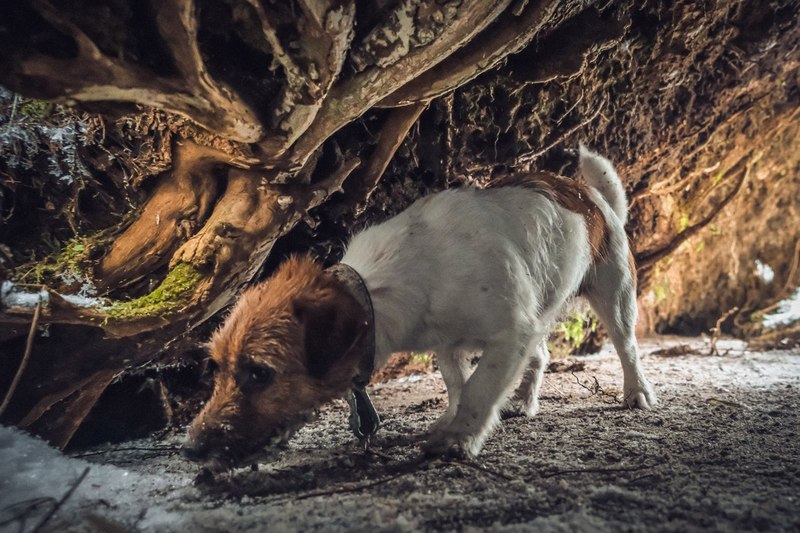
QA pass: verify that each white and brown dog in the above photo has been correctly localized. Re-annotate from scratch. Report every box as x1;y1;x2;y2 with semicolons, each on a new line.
182;145;657;464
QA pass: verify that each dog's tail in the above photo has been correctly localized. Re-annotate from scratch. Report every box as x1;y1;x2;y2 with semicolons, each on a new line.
579;143;628;224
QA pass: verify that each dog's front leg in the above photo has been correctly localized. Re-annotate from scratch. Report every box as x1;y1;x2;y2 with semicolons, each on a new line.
430;348;474;432
425;335;540;458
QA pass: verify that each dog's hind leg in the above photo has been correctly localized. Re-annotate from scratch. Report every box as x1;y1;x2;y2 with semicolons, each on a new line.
502;340;550;418
425;332;542;458
584;254;657;409
430;348;474;432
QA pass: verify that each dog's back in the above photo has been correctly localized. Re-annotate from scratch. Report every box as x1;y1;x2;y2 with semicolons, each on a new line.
343;165;616;360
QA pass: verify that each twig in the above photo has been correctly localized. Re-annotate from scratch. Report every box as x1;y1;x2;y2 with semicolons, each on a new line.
708;306;739;356
364;447;396;463
571;371;620;405
0;497;55;530
72;445;180;458
539;461;662;479
32;467;90;533
0;298;42;417
284;469;418;503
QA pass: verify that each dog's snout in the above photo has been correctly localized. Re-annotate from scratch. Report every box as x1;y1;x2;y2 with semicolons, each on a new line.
181;437;210;461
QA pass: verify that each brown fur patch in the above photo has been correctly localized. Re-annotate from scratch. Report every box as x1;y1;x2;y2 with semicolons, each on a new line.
488;171;610;263
187;255;368;461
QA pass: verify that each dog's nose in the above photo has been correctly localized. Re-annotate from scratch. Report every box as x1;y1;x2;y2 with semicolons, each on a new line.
181;438;209;461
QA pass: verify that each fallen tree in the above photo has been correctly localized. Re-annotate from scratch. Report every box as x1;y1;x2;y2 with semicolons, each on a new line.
0;0;798;447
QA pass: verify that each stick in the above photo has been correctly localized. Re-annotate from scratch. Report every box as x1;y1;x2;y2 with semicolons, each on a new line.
708;306;739;356
539;461;662;479
0;298;42;417
72;445;180;458
287;470;415;502
446;459;513;481
32;467;90;533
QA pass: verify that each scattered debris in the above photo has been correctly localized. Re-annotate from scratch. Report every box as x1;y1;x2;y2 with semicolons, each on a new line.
547;359;587;373
650;344;699;357
571;371;621;405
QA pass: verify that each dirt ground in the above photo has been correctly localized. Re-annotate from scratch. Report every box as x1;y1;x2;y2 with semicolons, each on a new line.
4;336;800;532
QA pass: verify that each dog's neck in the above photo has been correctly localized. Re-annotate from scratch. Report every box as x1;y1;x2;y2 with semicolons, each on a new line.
325;263;376;387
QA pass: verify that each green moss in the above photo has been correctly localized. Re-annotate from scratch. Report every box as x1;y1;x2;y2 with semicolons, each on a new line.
557;311;598;349
19;99;54;120
106;262;202;321
678;212;690;233
652;281;668;303
711;169;725;188
412;352;431;365
694;240;706;253
15;238;93;285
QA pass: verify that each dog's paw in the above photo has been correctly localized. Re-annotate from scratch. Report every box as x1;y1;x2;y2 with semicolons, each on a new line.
500;397;540;420
428;409;456;433
423;431;482;459
624;380;658;410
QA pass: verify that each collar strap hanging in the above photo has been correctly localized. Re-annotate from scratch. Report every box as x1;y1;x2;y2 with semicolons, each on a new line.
325;263;376;388
325;263;380;441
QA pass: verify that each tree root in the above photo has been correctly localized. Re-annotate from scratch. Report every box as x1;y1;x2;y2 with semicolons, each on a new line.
14;0;264;143
94;141;221;291
378;0;565;107
346;103;428;215
287;0;512;165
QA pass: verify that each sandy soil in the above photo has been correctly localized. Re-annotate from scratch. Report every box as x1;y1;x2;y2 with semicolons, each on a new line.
3;337;799;532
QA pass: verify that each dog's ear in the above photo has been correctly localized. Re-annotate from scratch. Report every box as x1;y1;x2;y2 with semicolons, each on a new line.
293;290;366;379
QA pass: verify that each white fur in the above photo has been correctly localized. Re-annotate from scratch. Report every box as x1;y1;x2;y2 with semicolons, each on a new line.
342;148;656;457
579;143;628;224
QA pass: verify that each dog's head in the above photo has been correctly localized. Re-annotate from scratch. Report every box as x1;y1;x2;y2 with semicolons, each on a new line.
182;256;368;467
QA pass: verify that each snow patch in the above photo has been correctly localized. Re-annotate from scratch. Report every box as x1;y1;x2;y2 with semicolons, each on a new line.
755;260;775;284
0;281;49;307
763;287;800;328
0;281;106;309
0;426;190;531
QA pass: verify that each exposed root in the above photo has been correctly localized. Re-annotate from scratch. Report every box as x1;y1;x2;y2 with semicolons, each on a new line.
636;156;750;277
347;103;428;215
378;0;564;107
18;0;263;142
95;141;221;291
708;306;740;356
253;0;356;158
287;0;513;165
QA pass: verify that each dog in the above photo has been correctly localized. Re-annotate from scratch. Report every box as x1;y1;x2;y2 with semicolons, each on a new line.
182;145;657;465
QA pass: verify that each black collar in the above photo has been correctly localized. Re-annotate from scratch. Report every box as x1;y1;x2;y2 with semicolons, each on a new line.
325;263;376;388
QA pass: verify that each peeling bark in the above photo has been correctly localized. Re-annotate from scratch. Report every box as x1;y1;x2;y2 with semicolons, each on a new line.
253;0;356;158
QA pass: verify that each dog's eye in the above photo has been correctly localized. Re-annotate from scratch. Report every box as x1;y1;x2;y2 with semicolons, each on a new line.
201;358;219;377
246;364;275;387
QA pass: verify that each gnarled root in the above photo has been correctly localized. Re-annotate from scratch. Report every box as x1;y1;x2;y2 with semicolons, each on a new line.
95;142;222;291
